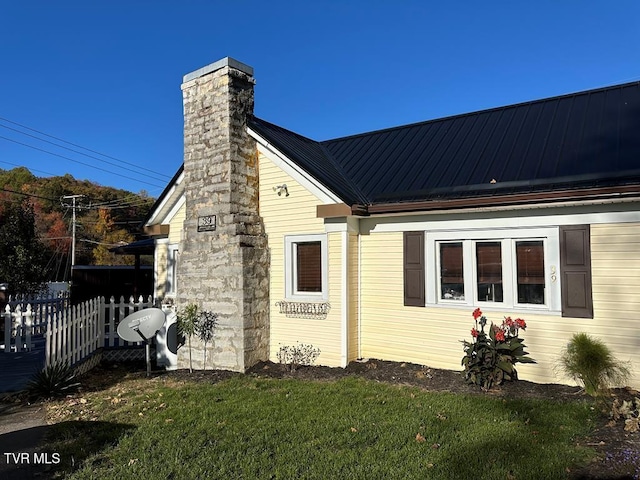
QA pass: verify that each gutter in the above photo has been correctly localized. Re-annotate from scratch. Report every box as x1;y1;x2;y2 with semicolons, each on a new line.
336;185;640;218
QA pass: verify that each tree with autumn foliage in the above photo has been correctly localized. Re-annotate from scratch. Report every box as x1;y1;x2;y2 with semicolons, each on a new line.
89;208;135;265
0;199;52;294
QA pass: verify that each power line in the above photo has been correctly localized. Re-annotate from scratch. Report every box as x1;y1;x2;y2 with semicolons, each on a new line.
0;134;167;189
0;160;59;177
0;116;173;181
0;186;58;202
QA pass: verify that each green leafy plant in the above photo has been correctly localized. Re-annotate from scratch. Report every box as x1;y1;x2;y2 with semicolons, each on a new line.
27;361;80;399
196;310;218;370
461;308;536;390
559;332;630;398
277;343;321;372
177;303;199;373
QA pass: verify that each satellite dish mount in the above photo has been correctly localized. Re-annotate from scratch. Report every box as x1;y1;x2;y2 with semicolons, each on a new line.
117;308;166;377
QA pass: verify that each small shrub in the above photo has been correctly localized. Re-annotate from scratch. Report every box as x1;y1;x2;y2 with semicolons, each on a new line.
277;343;321;372
196;310;218;370
559;332;630;398
177;304;219;372
27;362;80;399
177;304;199;373
461;308;535;390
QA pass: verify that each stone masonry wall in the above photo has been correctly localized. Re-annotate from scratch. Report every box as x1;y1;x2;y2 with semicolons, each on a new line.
176;59;269;372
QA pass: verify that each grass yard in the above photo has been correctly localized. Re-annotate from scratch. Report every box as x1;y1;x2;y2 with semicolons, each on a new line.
43;371;597;480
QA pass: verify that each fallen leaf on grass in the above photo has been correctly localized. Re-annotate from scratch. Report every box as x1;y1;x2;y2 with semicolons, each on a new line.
431;443;440;449
415;433;426;443
350;427;358;432
625;418;640;432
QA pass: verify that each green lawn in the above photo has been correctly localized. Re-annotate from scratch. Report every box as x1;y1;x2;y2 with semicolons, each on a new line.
45;374;596;479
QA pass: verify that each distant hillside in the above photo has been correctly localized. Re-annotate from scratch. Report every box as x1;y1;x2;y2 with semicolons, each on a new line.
0;167;156;280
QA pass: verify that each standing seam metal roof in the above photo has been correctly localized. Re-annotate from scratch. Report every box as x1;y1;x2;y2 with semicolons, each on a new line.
249;80;640;206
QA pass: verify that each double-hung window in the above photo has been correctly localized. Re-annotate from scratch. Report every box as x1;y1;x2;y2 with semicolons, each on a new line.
284;234;328;300
427;228;560;312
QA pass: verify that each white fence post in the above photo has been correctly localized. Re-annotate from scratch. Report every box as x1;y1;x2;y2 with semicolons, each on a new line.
2;294;151;368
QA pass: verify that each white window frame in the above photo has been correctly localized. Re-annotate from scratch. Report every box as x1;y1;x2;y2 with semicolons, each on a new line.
284;234;328;301
426;227;561;313
166;244;179;296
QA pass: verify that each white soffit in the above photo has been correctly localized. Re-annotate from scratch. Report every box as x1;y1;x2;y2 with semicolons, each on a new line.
145;171;185;226
248;127;342;205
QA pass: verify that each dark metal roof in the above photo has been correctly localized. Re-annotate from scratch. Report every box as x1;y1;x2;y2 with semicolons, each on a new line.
248;117;368;204
250;81;640;207
109;238;155;255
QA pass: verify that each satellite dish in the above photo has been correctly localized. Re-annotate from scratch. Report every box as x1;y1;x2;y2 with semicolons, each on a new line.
117;308;166;376
117;308;165;342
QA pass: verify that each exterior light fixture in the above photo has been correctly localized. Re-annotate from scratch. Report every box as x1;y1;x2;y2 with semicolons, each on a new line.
273;184;289;197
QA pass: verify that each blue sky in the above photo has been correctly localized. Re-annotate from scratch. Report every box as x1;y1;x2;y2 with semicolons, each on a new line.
2;1;639;197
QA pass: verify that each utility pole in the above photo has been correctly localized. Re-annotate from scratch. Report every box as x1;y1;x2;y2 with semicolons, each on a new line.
61;195;85;267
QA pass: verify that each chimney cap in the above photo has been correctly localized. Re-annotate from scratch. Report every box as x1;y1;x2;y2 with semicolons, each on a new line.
183;57;254;83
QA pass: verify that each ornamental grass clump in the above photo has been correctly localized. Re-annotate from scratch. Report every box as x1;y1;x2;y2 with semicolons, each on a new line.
559;332;630;398
462;308;536;390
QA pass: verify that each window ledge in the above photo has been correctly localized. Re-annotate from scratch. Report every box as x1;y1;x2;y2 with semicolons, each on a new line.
425;302;562;317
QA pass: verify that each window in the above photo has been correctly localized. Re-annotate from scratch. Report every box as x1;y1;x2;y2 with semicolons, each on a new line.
166;246;179;295
285;234;328;300
476;241;503;303
439;242;464;300
516;240;544;305
426;228;561;312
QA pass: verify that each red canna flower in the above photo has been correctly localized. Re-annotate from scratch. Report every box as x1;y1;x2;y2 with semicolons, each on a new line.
495;329;506;342
472;308;482;320
471;328;479;338
515;318;527;329
504;316;514;327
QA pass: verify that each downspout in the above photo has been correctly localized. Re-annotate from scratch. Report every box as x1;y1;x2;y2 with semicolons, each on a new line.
341;230;348;367
357;232;362;360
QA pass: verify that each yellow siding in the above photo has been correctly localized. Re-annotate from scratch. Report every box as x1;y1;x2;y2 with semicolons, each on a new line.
259;152;343;367
359;224;640;387
168;202;185;245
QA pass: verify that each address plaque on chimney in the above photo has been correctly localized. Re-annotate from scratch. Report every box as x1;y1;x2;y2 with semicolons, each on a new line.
197;215;216;232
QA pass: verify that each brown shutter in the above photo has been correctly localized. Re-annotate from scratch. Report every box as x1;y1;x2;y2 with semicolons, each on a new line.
560;225;593;318
403;231;425;307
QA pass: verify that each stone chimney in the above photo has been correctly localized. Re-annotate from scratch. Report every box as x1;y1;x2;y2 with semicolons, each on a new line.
177;57;269;372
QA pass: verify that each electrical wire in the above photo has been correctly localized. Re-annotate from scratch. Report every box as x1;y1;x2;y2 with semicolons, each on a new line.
0;116;173;181
0;134;167;189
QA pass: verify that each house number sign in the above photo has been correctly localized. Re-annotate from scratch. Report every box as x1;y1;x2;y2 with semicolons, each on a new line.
197;215;216;232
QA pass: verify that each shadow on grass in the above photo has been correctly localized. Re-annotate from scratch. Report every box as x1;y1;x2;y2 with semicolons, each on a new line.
0;420;135;479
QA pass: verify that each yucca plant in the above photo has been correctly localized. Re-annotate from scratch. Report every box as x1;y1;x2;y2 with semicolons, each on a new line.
27;361;80;399
559;333;630;398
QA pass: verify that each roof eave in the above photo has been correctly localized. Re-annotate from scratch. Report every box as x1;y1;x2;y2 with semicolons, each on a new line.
365;184;640;215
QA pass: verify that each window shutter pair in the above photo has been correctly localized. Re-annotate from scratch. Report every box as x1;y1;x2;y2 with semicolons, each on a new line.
402;226;593;316
559;225;593;318
403;232;425;306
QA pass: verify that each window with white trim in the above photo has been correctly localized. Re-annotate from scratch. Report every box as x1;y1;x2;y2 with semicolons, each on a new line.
166;245;179;295
284;234;328;300
426;228;561;312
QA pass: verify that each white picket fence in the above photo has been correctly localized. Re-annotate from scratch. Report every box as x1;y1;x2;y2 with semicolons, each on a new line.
1;295;153;368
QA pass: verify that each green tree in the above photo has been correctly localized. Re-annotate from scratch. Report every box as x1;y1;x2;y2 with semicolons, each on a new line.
0;199;51;294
